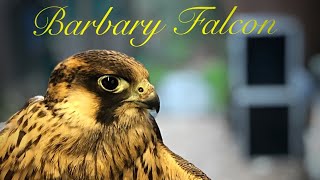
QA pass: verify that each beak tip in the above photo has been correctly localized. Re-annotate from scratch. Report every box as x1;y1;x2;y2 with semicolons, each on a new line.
143;92;160;114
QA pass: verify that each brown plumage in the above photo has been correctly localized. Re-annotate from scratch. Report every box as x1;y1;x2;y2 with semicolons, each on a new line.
0;50;211;179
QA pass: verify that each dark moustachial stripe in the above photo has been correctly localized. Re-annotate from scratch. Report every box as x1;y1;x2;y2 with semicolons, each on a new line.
77;71;130;125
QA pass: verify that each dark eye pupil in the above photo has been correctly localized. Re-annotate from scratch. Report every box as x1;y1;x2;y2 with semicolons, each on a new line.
102;76;119;90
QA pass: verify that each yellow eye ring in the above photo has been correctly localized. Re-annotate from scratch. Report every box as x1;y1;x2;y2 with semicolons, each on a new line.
98;75;129;93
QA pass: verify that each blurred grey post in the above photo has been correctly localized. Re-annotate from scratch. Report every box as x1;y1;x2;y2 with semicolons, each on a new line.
227;14;313;157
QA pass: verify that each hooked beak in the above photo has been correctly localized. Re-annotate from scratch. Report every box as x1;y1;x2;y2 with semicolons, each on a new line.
124;79;160;114
135;92;160;113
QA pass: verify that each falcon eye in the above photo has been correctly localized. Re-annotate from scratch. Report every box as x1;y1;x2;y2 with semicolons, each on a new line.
98;75;119;91
98;75;129;93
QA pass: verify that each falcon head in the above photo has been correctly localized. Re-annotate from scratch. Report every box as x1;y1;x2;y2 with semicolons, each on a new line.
44;50;160;127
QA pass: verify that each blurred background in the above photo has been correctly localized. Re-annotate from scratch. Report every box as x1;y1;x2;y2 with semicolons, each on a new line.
1;0;320;179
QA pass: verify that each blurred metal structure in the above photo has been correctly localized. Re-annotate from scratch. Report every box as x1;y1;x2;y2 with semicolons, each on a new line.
228;14;313;157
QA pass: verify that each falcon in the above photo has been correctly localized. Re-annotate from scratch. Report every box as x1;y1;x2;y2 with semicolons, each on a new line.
0;50;211;179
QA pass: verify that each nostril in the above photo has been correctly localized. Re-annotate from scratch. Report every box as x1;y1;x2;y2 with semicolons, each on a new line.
138;87;144;93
